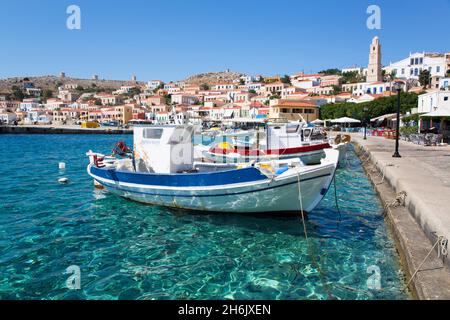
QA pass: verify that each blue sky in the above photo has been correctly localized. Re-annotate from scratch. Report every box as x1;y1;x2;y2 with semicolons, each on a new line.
1;0;450;81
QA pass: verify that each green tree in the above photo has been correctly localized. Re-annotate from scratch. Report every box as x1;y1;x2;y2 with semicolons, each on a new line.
11;85;24;101
280;74;291;85
331;85;342;95
319;68;341;75
42;89;53;100
164;94;172;105
320;92;419;121
341;71;364;84
200;83;210;91
419;69;431;88
94;98;102;106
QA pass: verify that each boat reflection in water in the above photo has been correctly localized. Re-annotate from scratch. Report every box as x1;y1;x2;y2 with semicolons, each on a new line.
87;125;339;214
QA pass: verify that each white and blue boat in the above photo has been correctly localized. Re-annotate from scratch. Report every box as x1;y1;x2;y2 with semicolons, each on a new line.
86;125;339;214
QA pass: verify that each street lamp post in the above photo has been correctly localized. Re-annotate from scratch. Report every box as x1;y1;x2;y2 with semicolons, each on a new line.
363;106;368;140
393;82;402;158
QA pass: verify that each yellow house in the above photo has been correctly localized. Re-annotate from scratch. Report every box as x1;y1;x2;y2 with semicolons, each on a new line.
264;75;281;83
114;105;133;124
269;99;319;122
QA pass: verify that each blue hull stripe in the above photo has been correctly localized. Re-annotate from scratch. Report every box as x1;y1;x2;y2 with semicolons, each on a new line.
90;166;268;187
95;173;332;198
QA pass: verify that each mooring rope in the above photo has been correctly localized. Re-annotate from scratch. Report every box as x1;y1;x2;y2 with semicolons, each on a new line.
406;235;445;288
294;167;334;299
333;175;342;221
383;191;407;216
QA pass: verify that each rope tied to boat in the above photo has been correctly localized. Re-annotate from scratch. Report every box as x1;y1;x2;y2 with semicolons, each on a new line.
383;191;407;216
406;235;448;288
293;166;335;300
375;163;395;185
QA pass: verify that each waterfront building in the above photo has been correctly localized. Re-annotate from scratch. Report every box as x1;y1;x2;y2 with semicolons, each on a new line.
269;99;319;122
52;108;82;124
112;105;133;124
0;100;20;111
24;109;45;124
155;112;169;124
417;90;450;114
0;112;17;124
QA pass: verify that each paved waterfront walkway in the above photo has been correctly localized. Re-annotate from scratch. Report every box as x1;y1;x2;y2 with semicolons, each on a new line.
351;133;450;267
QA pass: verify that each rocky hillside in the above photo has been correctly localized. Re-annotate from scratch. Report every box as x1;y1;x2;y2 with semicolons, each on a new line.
183;70;244;86
0;75;144;94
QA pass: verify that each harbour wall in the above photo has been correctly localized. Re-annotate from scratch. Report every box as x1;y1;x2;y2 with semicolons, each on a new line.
0;125;132;135
351;137;450;300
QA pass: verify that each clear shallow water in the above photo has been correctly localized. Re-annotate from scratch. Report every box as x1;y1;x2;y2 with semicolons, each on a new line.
0;134;409;300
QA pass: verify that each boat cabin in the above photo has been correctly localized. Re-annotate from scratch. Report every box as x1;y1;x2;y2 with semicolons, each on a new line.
133;125;195;174
266;122;324;149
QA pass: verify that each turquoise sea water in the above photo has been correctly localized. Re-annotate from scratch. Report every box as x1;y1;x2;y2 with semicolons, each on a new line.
0;134;409;300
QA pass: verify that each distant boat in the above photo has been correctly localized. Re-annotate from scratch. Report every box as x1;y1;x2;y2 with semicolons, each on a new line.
86;125;339;214
201;122;331;165
101;121;119;127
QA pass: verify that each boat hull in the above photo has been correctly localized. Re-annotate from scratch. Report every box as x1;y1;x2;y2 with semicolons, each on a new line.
87;158;337;214
203;143;330;165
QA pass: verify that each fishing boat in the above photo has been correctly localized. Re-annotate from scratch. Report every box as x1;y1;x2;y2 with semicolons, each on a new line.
201;122;331;165
86;125;339;214
329;134;351;165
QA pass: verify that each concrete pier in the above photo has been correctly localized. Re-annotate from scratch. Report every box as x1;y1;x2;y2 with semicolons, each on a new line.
351;133;450;299
0;125;132;134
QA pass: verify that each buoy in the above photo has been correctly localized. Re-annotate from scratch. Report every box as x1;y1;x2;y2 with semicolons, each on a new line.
58;177;69;184
59;162;66;170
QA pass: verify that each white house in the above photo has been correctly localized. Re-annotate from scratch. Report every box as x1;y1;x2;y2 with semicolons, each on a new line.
0;112;17;124
439;77;450;90
45;99;67;111
385;52;446;82
342;67;364;74
147;80;163;91
155;112;169;124
212;83;238;91
417;90;450;114
37;113;53;124
291;79;318;89
24;110;45;124
344;81;392;96
171;94;199;105
20;98;41;111
246;83;264;91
